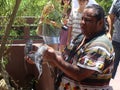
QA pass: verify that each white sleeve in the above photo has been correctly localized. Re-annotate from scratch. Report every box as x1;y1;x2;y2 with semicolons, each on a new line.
109;0;117;14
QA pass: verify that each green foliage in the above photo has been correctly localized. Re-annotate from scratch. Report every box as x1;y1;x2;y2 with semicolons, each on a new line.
0;0;15;16
0;56;8;69
0;0;49;39
0;28;19;39
0;0;48;16
45;0;62;24
0;0;113;20
17;0;48;16
96;0;113;15
0;0;114;39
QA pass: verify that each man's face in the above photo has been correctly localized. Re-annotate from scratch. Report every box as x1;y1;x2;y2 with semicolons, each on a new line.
80;8;99;37
63;0;71;5
78;0;88;7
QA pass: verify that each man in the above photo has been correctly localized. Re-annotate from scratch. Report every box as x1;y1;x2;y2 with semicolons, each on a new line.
42;4;114;90
26;4;114;90
107;0;120;79
72;0;98;10
67;0;98;45
67;0;89;45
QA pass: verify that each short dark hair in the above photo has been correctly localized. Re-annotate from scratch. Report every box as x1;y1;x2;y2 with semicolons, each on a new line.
61;0;71;5
86;4;105;21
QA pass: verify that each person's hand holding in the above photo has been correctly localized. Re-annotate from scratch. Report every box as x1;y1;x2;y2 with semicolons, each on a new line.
61;18;68;25
24;51;36;65
43;46;57;66
24;56;35;65
106;32;112;40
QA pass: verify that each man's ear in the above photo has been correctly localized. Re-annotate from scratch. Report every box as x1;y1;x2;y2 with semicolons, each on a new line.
97;19;104;27
96;19;104;32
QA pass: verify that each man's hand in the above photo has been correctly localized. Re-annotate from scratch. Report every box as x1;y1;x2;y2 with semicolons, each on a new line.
43;46;56;62
106;32;112;40
24;55;35;65
43;46;63;67
24;50;36;65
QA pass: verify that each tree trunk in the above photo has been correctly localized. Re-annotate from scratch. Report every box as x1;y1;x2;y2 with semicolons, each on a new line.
0;0;22;89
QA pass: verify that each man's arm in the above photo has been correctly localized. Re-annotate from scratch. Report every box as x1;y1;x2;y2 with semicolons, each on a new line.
36;18;43;36
67;26;72;45
107;14;115;39
43;46;95;81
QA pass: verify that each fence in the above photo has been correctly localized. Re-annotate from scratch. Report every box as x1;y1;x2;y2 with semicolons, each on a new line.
0;16;43;44
0;16;48;89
